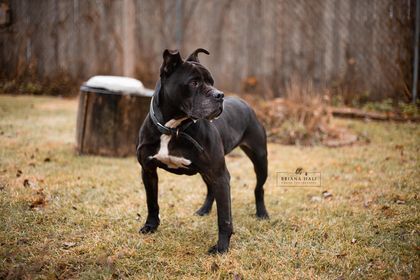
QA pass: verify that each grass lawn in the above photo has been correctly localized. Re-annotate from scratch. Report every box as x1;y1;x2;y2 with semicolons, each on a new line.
0;95;419;279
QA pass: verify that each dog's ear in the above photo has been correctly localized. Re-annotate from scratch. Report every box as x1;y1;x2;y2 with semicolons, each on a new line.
160;49;183;78
186;48;210;63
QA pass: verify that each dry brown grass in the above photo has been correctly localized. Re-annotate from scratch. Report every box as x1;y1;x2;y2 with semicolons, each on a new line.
243;80;359;147
0;95;419;279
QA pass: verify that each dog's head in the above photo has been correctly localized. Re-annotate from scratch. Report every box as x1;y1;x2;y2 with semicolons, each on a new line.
157;48;224;120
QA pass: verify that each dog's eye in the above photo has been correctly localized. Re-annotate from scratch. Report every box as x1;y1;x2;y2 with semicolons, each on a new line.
190;80;200;87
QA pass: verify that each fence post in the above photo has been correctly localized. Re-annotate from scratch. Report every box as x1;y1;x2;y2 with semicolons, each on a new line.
413;0;420;103
175;0;183;49
123;0;136;77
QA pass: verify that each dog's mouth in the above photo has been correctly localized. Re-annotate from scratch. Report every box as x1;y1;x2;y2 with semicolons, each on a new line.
188;107;222;121
206;106;223;121
187;102;223;121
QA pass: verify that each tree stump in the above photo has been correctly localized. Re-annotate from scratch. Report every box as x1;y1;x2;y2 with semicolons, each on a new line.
76;76;153;157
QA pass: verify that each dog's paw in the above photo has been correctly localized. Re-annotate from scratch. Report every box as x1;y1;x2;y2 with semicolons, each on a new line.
256;211;270;220
207;244;229;255
195;207;211;216
139;224;158;234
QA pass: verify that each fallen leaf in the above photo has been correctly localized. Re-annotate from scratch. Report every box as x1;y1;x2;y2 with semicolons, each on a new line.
310;196;322;202
30;197;46;209
23;179;30;188
336;252;347;258
322;191;333;199
17;238;29;245
23;179;36;188
63;242;77;249
381;206;396;218
211;261;219;272
30;188;46;209
364;200;372;208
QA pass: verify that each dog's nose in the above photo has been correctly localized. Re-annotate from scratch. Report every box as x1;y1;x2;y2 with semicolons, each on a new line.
213;91;224;100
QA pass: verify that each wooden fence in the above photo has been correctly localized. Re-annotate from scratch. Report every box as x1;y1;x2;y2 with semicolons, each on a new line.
0;0;417;100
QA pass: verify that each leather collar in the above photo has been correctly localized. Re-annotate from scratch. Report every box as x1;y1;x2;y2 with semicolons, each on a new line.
149;96;204;152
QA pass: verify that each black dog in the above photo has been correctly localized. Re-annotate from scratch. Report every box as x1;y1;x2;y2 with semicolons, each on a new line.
136;48;269;253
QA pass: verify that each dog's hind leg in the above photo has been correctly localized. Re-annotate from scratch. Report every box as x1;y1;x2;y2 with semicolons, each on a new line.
195;179;214;216
240;118;269;219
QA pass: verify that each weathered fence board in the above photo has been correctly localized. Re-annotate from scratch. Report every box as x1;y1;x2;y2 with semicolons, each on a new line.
0;0;417;100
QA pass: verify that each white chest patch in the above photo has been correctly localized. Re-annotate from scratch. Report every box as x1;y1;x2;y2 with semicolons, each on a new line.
151;118;191;169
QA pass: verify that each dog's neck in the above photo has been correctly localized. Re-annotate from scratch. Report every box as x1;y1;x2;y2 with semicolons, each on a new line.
153;88;187;124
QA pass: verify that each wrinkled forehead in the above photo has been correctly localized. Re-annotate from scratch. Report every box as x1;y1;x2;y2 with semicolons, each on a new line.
180;62;214;82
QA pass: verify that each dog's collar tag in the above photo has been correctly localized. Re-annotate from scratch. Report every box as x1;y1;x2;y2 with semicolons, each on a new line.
149;96;204;152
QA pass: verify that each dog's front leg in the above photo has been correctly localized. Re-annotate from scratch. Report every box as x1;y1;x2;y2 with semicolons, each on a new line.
204;169;233;254
140;167;160;234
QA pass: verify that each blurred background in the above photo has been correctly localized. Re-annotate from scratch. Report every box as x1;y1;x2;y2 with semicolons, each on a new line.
0;0;418;104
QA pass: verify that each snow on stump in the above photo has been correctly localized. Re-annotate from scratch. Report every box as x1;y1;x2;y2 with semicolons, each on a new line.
76;76;153;157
